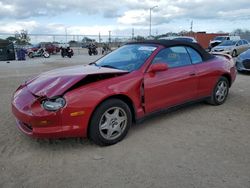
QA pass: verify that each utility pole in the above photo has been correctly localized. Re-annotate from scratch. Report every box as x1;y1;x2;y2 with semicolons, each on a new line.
132;28;134;41
149;5;158;37
65;28;67;43
108;31;111;44
190;20;193;32
99;32;101;43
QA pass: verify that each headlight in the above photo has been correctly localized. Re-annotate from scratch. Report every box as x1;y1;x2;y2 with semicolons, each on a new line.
42;97;66;111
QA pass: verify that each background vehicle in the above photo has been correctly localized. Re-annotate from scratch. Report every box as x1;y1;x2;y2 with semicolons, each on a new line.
209;36;240;50
88;43;98;55
211;39;250;57
27;48;50;58
235;49;250;72
29;43;59;54
12;40;236;146
61;47;74;58
102;43;111;55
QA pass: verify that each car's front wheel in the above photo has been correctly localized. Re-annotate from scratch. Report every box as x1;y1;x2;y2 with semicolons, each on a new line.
207;77;229;105
89;99;132;146
232;50;237;57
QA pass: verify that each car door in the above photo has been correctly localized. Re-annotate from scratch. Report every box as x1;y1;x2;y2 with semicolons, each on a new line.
186;47;217;98
143;46;198;113
236;40;244;54
242;40;249;52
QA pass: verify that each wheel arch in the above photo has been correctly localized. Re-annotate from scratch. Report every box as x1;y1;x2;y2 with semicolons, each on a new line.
221;73;232;87
87;94;136;137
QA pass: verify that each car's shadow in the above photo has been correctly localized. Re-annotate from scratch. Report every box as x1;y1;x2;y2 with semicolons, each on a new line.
237;71;250;75
129;101;208;135
23;101;209;149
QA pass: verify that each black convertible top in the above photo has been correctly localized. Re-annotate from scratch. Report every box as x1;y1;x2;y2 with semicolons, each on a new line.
127;40;214;61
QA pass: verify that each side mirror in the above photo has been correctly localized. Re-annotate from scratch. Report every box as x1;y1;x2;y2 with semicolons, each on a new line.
149;63;168;73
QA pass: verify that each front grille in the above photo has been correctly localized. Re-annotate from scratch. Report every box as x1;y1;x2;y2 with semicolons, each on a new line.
242;60;250;69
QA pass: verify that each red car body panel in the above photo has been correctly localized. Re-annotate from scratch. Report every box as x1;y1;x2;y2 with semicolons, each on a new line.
12;43;236;139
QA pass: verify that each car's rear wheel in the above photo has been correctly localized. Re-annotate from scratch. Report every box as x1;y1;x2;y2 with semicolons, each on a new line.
43;52;50;58
232;50;237;57
28;52;33;58
207;77;229;105
89;99;132;146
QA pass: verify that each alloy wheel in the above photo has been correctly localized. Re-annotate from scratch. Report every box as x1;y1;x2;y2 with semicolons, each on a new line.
215;80;228;103
99;107;127;140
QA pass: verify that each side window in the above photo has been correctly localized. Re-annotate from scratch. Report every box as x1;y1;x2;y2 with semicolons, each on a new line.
243;40;248;45
186;47;203;64
152;46;191;68
237;40;243;46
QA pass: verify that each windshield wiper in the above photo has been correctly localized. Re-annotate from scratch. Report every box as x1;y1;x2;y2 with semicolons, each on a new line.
100;65;119;69
89;62;97;66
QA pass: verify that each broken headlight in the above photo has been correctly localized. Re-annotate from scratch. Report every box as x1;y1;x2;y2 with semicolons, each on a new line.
42;97;66;111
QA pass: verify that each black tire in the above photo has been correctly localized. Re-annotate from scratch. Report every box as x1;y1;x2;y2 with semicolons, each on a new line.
88;50;92;56
232;50;237;57
28;52;33;58
207;77;229;105
89;99;132;146
43;52;50;58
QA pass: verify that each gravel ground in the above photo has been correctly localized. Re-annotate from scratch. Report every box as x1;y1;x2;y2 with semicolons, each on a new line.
0;53;250;188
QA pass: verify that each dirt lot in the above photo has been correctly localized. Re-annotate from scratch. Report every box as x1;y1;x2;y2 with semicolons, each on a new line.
0;54;250;188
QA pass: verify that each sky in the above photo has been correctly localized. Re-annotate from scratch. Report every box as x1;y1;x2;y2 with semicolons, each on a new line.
0;0;250;40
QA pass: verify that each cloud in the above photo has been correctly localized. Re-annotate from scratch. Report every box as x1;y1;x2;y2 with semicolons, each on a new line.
117;0;250;26
1;0;250;22
0;21;38;33
0;0;125;19
1;0;250;37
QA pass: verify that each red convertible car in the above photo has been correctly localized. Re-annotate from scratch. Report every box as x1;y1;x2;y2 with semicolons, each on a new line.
12;40;236;145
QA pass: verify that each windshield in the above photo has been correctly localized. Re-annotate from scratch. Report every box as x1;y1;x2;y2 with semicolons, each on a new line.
214;36;227;41
218;40;237;46
95;44;157;72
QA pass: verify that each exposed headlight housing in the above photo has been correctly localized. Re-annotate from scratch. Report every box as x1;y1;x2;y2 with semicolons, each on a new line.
42;97;66;111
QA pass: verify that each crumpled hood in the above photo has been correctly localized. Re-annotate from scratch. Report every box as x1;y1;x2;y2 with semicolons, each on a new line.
26;65;128;98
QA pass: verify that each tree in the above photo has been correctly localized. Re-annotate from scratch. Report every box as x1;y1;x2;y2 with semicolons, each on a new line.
14;30;31;45
231;29;250;41
6;36;18;43
82;37;95;43
135;35;145;41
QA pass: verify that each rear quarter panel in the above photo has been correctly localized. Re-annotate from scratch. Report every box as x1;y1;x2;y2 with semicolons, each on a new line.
195;55;235;98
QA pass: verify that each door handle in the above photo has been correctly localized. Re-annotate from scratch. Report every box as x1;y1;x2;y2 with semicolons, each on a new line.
189;73;196;76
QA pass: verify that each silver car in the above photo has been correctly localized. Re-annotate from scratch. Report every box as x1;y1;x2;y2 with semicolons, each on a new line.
211;39;250;57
